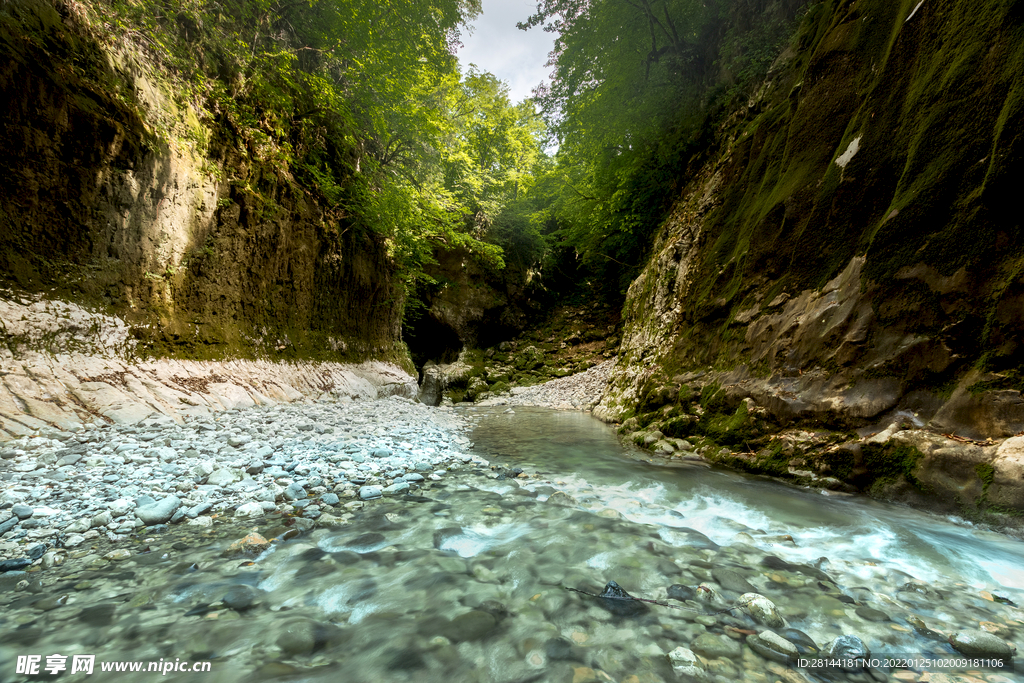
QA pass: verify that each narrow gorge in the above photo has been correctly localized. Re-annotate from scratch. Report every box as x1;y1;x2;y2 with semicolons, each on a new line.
1;0;1023;681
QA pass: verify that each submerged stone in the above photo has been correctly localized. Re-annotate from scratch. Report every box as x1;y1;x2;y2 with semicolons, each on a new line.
596;580;650;617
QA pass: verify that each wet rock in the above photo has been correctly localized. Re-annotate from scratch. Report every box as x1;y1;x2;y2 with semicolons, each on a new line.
545;637;586;662
695;583;728;607
949;629;1017;658
691;632;741;659
854;606;889;622
12;504;34;519
227;531;271;557
668;584;697;602
441;610;498;642
546;491;578;507
712;567;756;594
275;618;332;655
0;517;18;534
223;585;258;611
673;528;719;550
667;646;705;679
32;594;68;611
0;558;32;572
777;628;819;655
822;635;869;671
747;630;798;663
78;603;117;626
739;593;784;627
347;532;386;549
596;580;650;617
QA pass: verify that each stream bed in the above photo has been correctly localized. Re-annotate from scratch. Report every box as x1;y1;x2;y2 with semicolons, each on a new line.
1;406;1022;683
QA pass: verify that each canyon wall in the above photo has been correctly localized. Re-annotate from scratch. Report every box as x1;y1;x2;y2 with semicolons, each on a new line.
594;0;1024;523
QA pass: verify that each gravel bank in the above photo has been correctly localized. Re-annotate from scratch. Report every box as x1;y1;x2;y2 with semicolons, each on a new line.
477;359;615;411
0;395;484;570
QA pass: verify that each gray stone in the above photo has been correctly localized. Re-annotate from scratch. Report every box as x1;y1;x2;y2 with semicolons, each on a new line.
12;504;33;520
135;495;157;508
740;593;785;628
691;632;741;659
854;606;889;622
320;493;340;506
383;482;410;494
235;502;264;517
0;517;19;534
667;646;704;679
207;468;242;487
949;630;1016;658
187;502;213;518
371;447;391;458
57;453;82;466
135;496;182;525
109;499;133;517
276;618;318;655
227;434;252;447
223;585;257;611
418;365;444;407
403;473;424;482
91;511;112;528
546;491;577;507
358;486;382;500
822;635;869;671
712;567;756;594
747;631;798;663
440;610;497;643
283;482;307;501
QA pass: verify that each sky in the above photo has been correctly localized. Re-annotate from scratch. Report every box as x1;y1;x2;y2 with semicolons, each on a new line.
456;0;556;105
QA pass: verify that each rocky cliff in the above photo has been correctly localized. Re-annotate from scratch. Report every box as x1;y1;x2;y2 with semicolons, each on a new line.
594;0;1024;523
0;0;406;364
0;0;416;436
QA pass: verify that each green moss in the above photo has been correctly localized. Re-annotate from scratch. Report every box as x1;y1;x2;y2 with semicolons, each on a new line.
702;400;752;446
489;380;511;394
821;448;855;481
861;441;925;489
755;439;790;477
976;462;996;490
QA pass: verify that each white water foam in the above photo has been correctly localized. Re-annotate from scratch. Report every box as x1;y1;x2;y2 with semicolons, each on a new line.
535;473;1024;595
436;522;534;558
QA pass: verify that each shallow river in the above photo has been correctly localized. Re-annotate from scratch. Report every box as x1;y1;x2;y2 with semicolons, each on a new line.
2;407;1022;683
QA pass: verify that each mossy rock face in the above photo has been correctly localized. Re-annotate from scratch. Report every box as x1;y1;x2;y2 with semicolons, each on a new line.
599;0;1024;444
513;346;545;372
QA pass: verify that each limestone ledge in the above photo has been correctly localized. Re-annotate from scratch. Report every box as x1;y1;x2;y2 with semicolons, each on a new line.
0;353;417;441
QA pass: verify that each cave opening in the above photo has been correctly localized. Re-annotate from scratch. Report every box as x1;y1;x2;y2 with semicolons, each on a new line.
403;311;463;377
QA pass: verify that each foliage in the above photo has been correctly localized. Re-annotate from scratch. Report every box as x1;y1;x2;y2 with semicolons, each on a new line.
96;0;553;285
516;0;806;298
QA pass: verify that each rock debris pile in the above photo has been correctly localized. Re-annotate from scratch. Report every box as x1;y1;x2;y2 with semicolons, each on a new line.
478;359;615;411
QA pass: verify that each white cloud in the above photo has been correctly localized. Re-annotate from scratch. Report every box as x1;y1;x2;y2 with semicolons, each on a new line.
457;0;555;104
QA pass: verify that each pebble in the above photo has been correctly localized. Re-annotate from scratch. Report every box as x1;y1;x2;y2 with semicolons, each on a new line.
948;629;1017;657
0;395;479;568
480;359;614;410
